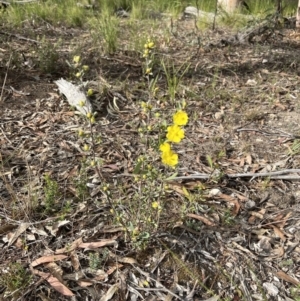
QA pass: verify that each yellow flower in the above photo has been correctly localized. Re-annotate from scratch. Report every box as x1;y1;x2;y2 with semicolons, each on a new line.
159;142;171;153
138;156;144;162
147;41;154;49
90;160;96;167
132;228;139;236
152;201;159;209
87;89;93;97
173;110;188;126
83;144;90;151
145;68;152;75
90;116;95;124
143;49;149;57
86;112;93;119
166;125;184;143
78;129;84;137
75;72;81;78
79;100;85;107
82;65;89;71
161;150;178;167
73;55;80;63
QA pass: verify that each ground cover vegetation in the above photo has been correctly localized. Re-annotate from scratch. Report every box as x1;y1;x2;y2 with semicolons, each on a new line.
1;0;300;300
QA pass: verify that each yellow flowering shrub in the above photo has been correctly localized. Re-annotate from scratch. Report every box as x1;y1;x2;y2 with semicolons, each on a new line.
173;110;188;126
82;65;89;71
73;55;80;64
79;100;85;107
87;89;93;97
161;150;178;167
159;142;171;153
159;110;188;168
143;39;155;58
166;124;184;143
143;38;155;76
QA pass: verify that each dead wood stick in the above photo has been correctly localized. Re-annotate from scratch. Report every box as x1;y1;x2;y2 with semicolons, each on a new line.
166;169;300;181
0;31;39;44
1;0;39;5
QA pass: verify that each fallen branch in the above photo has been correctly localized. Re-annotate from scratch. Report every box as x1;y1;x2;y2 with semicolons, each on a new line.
211;17;295;46
165;169;300;181
235;127;300;139
0;31;39;44
1;0;39;5
132;266;185;301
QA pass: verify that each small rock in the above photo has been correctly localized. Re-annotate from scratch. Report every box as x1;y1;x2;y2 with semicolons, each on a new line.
263;282;278;296
215;108;224;120
245;200;256;209
246;79;257;86
183;6;199;17
209;188;221;196
115;8;130;18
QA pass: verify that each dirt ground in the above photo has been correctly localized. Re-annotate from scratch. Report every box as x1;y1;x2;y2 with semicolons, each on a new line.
1;15;300;301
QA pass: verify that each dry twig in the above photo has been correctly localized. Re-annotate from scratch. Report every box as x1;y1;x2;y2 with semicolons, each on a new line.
166;169;300;181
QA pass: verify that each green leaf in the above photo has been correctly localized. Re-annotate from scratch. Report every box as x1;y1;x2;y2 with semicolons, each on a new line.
165;172;178;181
182;186;189;197
206;155;213;169
133;161;143;174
